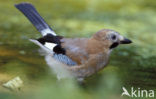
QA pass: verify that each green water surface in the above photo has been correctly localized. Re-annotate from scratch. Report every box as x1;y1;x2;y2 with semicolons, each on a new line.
0;0;156;99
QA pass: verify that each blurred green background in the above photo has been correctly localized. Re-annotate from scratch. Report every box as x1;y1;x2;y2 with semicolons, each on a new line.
0;0;156;99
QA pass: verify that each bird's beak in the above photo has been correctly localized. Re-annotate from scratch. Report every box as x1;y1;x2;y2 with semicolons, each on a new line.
119;36;132;44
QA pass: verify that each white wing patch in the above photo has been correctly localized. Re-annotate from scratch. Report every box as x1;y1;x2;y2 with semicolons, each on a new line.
29;39;54;55
44;42;57;50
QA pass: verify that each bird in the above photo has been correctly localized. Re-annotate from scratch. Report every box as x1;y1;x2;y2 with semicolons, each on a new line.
15;3;132;81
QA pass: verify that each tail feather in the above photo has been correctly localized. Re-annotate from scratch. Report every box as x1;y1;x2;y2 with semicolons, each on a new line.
15;2;56;36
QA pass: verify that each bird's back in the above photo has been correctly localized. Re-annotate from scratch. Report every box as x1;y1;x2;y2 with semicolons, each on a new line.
61;38;89;65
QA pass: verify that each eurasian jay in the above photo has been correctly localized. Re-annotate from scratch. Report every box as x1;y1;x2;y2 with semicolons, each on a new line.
15;3;132;81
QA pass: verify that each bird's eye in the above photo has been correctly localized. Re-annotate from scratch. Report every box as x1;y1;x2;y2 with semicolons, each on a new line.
112;35;116;40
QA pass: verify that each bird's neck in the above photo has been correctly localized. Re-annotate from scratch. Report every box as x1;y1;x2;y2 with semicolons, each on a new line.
87;38;110;55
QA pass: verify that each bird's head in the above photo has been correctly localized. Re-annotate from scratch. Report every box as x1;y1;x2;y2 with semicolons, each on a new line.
93;29;132;49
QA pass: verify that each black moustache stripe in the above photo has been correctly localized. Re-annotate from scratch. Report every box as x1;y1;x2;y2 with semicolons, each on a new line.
110;42;119;49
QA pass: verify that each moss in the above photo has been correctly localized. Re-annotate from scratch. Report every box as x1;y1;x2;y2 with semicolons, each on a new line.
0;0;156;98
